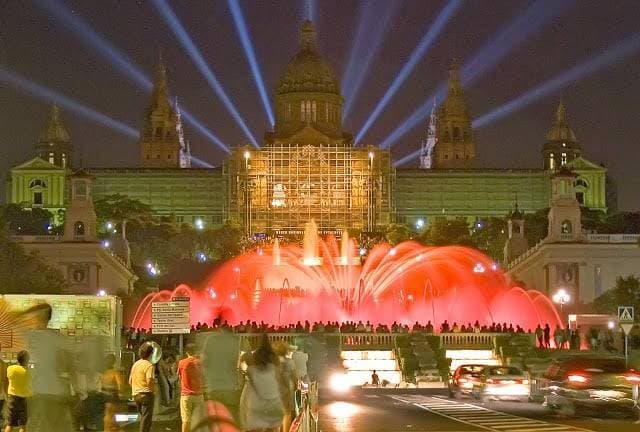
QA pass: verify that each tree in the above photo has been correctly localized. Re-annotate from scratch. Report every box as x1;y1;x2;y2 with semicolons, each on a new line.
592;276;640;315
0;231;67;294
0;204;54;235
420;217;475;247
93;194;153;234
471;217;508;262
523;209;549;246
382;223;414;245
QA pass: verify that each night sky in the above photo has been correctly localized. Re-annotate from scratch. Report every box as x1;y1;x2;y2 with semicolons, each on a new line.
2;0;639;209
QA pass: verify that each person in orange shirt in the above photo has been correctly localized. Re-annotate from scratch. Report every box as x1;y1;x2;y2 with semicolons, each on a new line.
101;354;124;432
177;344;204;432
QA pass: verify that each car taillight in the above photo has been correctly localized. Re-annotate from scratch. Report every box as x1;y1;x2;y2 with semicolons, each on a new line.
625;374;640;384
567;373;590;383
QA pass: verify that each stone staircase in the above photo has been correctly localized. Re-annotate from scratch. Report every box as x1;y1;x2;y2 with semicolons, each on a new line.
340;350;402;387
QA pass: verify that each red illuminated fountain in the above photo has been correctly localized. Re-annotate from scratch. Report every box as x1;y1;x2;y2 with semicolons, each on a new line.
131;220;562;331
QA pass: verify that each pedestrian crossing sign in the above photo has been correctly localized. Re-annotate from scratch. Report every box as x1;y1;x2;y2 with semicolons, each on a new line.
618;306;634;323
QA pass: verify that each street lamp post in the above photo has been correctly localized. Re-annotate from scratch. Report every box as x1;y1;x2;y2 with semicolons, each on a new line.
243;150;251;236
368;151;375;232
552;288;571;310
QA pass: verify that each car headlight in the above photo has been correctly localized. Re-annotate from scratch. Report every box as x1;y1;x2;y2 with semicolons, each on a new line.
330;372;351;393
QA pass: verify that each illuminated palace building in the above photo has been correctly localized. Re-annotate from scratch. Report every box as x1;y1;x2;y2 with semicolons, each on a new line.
8;21;606;236
225;22;392;234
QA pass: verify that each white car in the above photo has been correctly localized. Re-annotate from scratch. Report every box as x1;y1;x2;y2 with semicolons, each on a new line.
472;365;530;402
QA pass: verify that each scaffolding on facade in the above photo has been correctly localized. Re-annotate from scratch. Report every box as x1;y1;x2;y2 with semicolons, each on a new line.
225;142;393;235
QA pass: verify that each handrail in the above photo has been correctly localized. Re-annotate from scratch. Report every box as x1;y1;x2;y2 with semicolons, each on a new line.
229;331;531;351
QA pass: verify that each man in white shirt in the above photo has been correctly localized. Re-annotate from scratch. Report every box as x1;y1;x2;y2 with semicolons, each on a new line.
129;343;156;432
292;346;309;384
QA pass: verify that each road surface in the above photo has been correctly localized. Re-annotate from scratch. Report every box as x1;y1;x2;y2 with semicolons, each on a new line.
122;391;640;431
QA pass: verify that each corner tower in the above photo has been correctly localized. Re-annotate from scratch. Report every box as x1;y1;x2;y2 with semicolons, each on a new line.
273;20;345;142
434;59;475;168
139;56;187;167
37;104;73;168
543;101;581;170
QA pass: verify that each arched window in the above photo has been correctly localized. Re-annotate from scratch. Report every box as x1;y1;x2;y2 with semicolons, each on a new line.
575;178;588;188
74;221;85;236
561;220;572;234
154;127;162;139
29;179;47;188
444;131;451;142
549;153;555;170
453;127;461;141
561;152;568;166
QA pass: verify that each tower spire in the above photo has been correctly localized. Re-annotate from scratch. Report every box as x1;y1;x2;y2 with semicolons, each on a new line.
555;99;567;125
37;104;73;168
300;20;317;51
139;53;183;167
420;99;437;169
434;58;475;168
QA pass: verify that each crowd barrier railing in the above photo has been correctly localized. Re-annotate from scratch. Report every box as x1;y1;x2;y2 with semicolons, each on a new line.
290;381;318;432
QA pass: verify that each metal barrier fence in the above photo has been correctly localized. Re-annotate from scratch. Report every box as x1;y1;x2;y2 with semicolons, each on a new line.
235;331;532;351
290;381;319;432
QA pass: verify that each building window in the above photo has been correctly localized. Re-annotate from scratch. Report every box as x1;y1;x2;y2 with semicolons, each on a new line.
561;220;572;234
549;153;555;170
453;127;461;141
74;181;87;199
74;221;85;236
561;152;567;166
176;215;184;223
168;154;172;159
48;152;55;164
575;178;588;188
312;101;317;122
61;153;67;168
576;192;584;205
33;192;43;206
301;102;305;121
29;179;47;188
325;103;329;121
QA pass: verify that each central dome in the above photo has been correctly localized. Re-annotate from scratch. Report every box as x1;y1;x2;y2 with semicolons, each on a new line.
277;21;340;96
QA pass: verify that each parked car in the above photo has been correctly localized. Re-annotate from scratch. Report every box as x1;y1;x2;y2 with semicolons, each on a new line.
448;364;486;398
543;354;640;419
472;365;530;402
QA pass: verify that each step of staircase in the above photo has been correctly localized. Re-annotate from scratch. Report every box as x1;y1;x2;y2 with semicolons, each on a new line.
341;350;402;386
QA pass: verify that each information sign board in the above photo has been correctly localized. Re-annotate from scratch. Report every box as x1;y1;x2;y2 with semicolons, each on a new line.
152;300;190;334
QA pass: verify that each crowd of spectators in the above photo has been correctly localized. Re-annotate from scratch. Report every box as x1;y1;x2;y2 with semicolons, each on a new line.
122;319;535;349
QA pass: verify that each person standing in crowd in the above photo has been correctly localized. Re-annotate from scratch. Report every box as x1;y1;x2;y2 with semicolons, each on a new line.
202;330;241;420
101;354;124;432
239;334;284;432
273;341;295;432
371;370;380;387
543;324;551;348
291;345;309;385
553;325;564;349
129;343;156;432
0;347;7;427
535;325;544;348
5;350;32;432
177;344;205;432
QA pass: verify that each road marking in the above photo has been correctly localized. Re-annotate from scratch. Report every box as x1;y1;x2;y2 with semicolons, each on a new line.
389;395;594;432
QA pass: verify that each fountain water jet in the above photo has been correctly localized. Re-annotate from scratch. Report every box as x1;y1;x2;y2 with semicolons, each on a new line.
131;223;563;331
